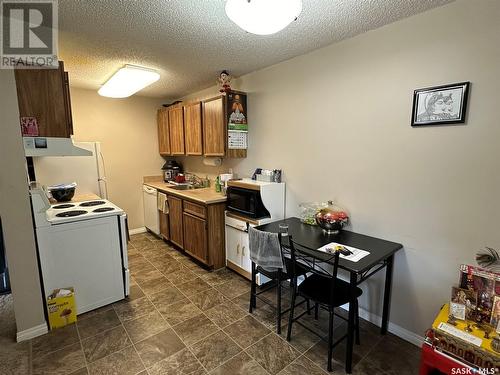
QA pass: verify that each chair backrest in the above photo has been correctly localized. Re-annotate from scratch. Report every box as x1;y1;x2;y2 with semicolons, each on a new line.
248;226;286;269
284;235;341;305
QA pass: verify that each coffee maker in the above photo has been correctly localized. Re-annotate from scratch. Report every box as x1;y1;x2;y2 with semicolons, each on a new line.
162;160;182;182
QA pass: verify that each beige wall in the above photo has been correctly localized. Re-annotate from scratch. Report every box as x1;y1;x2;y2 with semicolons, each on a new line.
70;88;165;229
178;0;500;341
0;71;46;335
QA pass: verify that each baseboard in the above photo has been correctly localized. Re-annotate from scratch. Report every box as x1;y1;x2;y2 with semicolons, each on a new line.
357;307;424;347
16;322;48;342
129;227;146;235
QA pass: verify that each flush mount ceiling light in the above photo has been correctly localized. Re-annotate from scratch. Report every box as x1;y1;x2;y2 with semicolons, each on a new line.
98;65;160;98
225;0;302;35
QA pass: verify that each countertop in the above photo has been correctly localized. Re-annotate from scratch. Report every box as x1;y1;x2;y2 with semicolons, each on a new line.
143;181;227;205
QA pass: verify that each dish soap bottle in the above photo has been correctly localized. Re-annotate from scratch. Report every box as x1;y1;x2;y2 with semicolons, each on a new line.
215;176;221;193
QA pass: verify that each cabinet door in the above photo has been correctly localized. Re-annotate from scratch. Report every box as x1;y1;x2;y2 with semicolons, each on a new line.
240;229;252;273
184;102;203;155
15;61;71;138
225;225;242;267
167;195;183;248
168;107;185;155
159;211;169;240
202;97;225;156
183;212;208;263
157;108;171;155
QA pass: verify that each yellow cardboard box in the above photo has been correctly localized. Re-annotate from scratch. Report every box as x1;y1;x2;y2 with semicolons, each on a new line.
47;288;77;329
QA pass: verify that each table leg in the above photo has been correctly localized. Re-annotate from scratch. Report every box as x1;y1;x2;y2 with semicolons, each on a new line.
346;272;357;374
381;254;394;335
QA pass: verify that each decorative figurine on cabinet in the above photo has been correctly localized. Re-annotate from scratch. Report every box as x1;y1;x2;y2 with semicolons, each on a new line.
217;70;232;93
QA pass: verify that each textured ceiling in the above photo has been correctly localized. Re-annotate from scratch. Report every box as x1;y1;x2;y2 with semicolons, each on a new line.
59;0;452;99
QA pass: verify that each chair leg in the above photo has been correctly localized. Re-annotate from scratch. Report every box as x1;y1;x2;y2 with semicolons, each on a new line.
346;301;355;374
249;262;256;313
306;298;311;315
314;303;319;320
276;279;282;334
327;309;334;372
354;299;361;345
286;278;297;341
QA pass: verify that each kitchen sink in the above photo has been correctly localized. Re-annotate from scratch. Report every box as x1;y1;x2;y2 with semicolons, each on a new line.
169;184;204;190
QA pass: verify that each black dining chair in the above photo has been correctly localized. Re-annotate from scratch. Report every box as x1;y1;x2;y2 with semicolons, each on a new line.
285;236;362;373
248;229;310;334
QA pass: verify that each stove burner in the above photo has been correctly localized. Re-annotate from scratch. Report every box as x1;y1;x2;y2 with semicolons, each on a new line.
79;200;106;207
55;210;88;218
93;207;115;213
52;204;75;209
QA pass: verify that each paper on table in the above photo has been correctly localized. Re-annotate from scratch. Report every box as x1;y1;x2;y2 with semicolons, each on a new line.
317;242;370;263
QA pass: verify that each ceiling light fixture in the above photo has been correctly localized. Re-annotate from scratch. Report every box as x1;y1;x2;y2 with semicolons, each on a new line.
225;0;302;36
98;65;160;98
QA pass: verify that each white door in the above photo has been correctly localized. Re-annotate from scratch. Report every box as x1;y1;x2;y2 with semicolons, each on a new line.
37;216;125;314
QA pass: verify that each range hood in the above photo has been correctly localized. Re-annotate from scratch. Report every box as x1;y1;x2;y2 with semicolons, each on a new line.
23;137;92;157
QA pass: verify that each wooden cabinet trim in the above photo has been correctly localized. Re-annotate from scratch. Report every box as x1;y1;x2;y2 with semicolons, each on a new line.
206;203;226;269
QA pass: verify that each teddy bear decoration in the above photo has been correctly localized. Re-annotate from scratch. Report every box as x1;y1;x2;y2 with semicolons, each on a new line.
217;70;232;93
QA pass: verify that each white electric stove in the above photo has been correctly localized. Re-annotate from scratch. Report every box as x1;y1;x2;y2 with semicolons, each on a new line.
44;199;124;225
31;188;130;315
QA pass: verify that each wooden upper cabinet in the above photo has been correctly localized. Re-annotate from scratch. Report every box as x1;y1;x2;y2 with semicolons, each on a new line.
168;106;185;155
183;102;203;155
157;108;171;155
15;61;73;138
202;96;225;156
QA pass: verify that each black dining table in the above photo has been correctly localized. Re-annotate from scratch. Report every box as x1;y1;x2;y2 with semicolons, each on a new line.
255;217;403;373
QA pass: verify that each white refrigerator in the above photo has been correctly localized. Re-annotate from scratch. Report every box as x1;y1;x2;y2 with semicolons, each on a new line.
33;141;108;199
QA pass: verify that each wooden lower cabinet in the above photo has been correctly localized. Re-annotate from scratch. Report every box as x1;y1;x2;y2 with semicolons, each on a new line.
159;210;169;240
167;195;183;248
183;212;207;263
162;192;225;269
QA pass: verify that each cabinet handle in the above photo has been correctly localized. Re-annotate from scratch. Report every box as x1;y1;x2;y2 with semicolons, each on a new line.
242;246;245;256
237;244;240;254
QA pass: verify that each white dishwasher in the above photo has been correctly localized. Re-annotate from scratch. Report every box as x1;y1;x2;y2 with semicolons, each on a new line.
143;185;160;235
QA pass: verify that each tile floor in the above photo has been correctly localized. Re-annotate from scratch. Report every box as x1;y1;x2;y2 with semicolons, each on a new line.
0;232;421;374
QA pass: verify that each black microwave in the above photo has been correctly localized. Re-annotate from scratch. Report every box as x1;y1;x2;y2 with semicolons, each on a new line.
226;186;270;219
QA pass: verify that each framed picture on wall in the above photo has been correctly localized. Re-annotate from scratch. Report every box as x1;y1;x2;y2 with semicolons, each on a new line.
411;82;470;126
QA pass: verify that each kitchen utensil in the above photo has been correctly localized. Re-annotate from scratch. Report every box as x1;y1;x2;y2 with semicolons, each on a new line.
315;200;349;234
48;182;77;202
162;160;182;182
50;187;76;202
